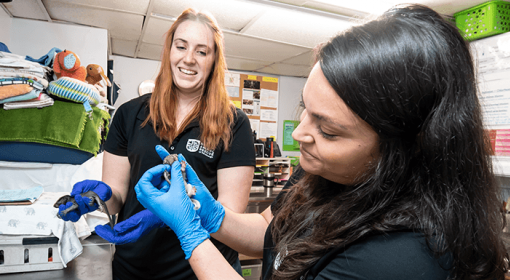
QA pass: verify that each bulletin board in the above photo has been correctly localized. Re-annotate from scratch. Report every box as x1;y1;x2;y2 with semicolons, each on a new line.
225;72;279;140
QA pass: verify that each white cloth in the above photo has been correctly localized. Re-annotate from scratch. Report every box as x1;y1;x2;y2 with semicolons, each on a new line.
0;192;83;267
3;92;54;110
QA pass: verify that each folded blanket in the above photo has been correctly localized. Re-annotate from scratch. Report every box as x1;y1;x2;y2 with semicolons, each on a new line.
0;84;33;100
0;88;41;104
3;93;54;110
0;77;44;91
0;71;49;88
0;99;110;155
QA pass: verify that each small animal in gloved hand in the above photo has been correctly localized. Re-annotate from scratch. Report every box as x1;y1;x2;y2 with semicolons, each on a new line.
53;191;114;229
163;154;201;210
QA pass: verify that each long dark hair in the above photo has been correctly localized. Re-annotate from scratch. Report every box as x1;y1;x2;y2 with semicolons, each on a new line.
271;4;507;280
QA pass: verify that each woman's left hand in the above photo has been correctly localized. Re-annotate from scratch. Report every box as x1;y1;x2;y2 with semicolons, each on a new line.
135;161;209;259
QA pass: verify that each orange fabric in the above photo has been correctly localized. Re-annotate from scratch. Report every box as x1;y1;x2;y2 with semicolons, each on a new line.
0;84;33;99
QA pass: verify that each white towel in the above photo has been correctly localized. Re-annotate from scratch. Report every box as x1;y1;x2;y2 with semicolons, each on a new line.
0;192;84;267
3;93;54;110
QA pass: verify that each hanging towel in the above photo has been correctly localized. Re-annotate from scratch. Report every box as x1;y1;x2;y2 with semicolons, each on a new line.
0;99;110;155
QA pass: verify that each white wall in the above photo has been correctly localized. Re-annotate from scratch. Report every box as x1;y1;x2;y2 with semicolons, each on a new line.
110;56;307;157
9;18;108;71
110;55;161;107
0;7;12;47
277;76;306;157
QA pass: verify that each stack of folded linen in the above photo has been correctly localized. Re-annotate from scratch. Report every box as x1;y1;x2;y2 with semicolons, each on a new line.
0;51;54;109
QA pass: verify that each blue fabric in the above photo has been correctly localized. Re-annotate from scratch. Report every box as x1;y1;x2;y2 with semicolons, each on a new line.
0;42;10;53
135;163;210;259
25;47;62;67
95;209;166;245
0;141;93;164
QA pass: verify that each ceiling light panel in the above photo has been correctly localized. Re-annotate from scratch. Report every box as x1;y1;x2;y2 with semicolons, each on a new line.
241;7;353;48
152;0;266;31
142;17;174;45
43;1;143;41
46;0;150;14
3;0;48;21
224;32;310;62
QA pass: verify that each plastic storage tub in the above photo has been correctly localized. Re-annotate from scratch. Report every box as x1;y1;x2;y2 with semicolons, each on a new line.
454;0;510;41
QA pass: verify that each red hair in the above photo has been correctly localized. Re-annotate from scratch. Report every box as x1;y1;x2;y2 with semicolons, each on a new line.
143;8;234;151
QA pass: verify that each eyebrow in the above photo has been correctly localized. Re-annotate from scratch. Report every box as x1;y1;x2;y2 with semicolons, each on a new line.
310;112;349;131
173;38;210;49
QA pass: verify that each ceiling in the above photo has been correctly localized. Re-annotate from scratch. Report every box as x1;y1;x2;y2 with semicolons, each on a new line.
1;0;504;77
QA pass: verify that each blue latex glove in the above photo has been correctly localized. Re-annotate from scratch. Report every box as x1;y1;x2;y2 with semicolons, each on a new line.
155;145;225;233
94;209;165;245
135;163;209;259
58;180;113;222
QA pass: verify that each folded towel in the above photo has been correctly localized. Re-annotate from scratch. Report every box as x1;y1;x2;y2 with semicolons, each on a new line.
0;71;49;88
0;84;33;100
0;77;44;91
0;99;110;155
0;88;41;104
3;93;54;110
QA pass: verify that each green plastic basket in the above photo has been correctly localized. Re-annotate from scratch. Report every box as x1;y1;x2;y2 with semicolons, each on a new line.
454;0;510;41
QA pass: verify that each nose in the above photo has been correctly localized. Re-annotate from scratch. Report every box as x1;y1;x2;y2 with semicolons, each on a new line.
292;110;314;144
183;49;195;65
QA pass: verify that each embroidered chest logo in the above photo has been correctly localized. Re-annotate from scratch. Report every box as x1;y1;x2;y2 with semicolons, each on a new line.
186;139;214;158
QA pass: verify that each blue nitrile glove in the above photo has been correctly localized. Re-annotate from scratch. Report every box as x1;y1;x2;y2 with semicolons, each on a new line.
155;145;225;233
94;209;165;245
135;163;209;259
176;154;225;233
58;180;113;222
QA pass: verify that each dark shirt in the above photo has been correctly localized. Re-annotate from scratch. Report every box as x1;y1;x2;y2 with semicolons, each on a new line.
104;94;255;280
262;169;452;280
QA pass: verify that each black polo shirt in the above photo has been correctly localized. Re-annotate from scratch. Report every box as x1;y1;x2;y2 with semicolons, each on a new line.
262;169;452;280
104;93;255;280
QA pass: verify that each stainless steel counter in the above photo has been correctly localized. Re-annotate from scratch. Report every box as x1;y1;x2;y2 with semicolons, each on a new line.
0;234;113;280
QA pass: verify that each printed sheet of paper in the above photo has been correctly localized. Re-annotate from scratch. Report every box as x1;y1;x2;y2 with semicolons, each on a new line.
472;33;510;126
260;122;277;139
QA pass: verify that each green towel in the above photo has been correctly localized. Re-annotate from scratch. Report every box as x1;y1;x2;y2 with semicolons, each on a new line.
0;100;110;155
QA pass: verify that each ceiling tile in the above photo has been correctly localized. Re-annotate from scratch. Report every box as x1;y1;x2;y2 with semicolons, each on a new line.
419;0;497;16
43;1;143;41
224;32;310;62
225;56;272;71
280;51;314;66
137;43;163;60
143;17;174;45
47;0;151;14
152;0;266;31
257;63;311;77
112;38;137;57
242;7;353;48
3;0;48;21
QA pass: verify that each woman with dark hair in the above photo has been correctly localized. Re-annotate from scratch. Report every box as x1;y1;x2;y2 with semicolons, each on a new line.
56;8;255;280
136;4;508;280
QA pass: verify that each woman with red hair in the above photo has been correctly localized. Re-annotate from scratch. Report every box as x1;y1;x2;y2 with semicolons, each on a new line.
57;8;255;280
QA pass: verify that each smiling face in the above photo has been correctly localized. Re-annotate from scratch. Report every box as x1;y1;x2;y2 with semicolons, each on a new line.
170;20;216;96
292;63;380;186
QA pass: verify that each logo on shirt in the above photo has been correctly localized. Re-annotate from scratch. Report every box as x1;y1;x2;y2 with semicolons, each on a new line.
186;139;214;158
